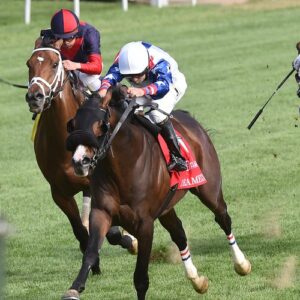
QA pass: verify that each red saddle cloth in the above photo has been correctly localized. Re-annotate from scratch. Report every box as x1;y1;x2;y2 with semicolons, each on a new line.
157;131;207;190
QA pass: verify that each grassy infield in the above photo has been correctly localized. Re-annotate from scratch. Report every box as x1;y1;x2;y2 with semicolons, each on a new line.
0;0;299;299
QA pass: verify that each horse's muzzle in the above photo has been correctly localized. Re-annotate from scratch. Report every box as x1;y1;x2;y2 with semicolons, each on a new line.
72;156;91;177
25;92;45;113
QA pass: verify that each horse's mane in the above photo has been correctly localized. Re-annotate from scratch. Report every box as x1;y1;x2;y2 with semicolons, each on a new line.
109;85;128;106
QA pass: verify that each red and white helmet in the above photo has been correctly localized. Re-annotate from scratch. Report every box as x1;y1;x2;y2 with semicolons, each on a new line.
118;42;149;75
51;9;79;39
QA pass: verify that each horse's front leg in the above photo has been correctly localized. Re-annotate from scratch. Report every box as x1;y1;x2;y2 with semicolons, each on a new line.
51;187;88;253
134;219;154;300
62;208;112;300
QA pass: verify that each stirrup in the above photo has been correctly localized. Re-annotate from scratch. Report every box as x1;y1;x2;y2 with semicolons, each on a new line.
168;155;187;172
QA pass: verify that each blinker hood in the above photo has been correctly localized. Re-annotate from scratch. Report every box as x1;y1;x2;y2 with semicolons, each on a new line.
66;130;100;152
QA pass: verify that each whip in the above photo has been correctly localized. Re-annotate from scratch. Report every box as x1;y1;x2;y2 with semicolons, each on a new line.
247;68;295;130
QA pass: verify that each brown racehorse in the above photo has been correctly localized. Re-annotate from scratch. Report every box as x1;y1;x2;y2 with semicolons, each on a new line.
62;86;251;300
25;40;136;262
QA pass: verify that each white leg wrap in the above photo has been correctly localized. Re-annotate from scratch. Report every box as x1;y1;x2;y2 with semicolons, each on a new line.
227;233;246;264
81;196;91;228
181;246;198;279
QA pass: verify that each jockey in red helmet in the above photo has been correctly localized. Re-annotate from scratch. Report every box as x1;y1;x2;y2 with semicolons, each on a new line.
50;9;80;39
36;9;103;92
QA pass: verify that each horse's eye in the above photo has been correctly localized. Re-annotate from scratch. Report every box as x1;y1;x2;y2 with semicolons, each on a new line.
53;63;58;69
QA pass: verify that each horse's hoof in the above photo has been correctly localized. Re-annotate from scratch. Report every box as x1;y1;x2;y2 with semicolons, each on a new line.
122;230;138;255
61;289;80;300
190;275;209;294
234;259;252;276
128;238;138;255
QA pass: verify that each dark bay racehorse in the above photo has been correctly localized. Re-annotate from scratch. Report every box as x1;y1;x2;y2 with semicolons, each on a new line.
63;86;251;300
25;40;136;258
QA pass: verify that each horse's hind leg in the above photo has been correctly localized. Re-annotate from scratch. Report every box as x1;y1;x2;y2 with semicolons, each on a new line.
51;187;88;253
159;209;208;294
191;185;251;276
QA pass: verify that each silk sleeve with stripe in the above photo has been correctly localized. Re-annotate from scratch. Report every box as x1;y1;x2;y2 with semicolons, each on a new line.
100;63;124;91
142;59;172;99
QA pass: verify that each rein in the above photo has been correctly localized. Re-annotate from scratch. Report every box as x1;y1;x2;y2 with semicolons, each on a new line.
0;77;27;89
90;98;138;169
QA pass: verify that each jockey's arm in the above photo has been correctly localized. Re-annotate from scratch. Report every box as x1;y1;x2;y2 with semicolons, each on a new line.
78;54;103;74
77;27;102;75
99;63;124;97
141;60;172;99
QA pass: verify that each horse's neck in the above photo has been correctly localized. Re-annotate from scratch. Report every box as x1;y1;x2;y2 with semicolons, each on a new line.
40;83;80;143
107;110;155;166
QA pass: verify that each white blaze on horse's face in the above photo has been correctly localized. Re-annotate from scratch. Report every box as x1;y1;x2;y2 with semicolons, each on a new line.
72;145;93;177
37;56;44;63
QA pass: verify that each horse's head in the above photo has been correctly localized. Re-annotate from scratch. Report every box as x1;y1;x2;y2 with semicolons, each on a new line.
25;40;65;113
66;86;130;177
66;93;111;176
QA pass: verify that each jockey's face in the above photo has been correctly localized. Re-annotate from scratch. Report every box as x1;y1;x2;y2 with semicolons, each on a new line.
62;37;76;48
127;73;146;85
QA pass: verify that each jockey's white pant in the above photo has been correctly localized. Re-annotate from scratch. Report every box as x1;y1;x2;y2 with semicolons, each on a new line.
75;71;101;92
135;71;187;124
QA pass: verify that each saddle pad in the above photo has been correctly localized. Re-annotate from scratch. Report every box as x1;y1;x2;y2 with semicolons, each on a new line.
157;131;207;189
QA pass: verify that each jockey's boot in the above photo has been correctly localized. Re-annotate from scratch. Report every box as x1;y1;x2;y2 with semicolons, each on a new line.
159;118;188;172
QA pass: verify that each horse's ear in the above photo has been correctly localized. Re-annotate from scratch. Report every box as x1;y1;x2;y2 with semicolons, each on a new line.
67;118;75;133
53;39;63;50
120;85;128;98
34;37;43;49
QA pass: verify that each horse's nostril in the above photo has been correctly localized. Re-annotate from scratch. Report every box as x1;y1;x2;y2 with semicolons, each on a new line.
34;92;44;100
82;157;91;165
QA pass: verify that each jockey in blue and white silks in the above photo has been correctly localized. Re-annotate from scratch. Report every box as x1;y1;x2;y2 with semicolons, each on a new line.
99;41;188;172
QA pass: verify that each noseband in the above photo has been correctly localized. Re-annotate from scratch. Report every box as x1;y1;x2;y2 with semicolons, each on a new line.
27;47;65;111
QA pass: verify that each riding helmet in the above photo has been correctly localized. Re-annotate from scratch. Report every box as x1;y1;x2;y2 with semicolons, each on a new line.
50;9;79;39
118;42;149;75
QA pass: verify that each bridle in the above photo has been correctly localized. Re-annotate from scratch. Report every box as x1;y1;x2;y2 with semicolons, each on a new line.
67;96;139;170
89;99;138;169
27;47;67;111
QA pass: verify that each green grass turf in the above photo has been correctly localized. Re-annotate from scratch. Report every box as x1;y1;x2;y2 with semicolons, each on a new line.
0;1;299;299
